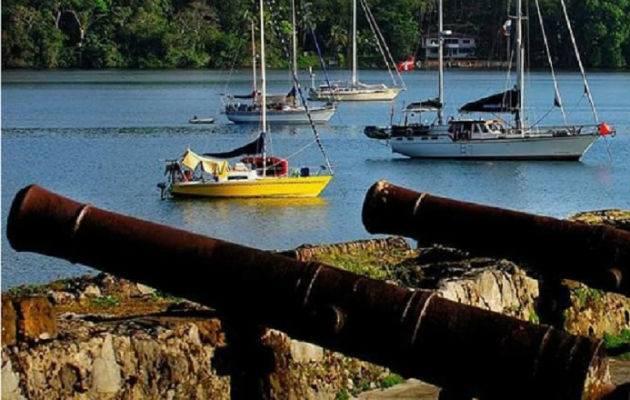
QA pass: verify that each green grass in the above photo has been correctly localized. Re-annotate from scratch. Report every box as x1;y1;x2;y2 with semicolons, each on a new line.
573;286;603;308
379;373;404;389
528;309;540;324
506;304;521;314
91;295;120;307
315;249;410;281
603;329;630;351
335;388;350;400
150;290;179;301
8;283;48;296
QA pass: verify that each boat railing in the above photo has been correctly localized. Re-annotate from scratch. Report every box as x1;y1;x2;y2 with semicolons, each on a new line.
524;123;613;137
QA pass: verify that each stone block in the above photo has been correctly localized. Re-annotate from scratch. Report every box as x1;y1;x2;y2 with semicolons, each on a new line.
91;334;122;394
289;339;323;363
1;357;26;400
2;296;17;346
15;296;57;342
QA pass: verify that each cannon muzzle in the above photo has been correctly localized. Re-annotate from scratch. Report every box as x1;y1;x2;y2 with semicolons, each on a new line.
363;180;630;296
8;185;611;399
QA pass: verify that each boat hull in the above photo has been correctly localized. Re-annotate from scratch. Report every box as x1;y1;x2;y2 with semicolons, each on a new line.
189;118;214;124
309;87;402;102
390;134;598;160
171;175;332;198
226;106;335;124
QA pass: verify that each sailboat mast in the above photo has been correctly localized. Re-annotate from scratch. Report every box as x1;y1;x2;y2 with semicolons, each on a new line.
351;0;357;86
251;20;258;100
291;0;298;84
259;0;267;176
437;0;444;125
515;0;524;131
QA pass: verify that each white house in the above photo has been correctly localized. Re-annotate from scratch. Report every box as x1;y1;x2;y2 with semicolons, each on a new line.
423;33;477;60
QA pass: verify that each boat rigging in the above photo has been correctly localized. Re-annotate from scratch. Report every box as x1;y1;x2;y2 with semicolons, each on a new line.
364;0;614;160
159;0;333;198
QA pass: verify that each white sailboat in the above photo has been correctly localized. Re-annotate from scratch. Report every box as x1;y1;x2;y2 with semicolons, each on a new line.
365;0;614;160
161;0;333;198
308;0;404;102
224;0;336;125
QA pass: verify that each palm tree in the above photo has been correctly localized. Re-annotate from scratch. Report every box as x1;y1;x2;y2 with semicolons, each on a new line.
327;24;348;57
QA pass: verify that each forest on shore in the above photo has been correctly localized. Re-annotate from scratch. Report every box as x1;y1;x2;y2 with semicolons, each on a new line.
2;0;629;70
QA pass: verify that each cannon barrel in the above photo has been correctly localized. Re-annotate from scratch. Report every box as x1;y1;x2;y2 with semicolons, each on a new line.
7;185;608;399
362;180;630;296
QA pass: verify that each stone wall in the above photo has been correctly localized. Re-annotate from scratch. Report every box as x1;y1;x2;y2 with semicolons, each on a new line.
2;210;629;399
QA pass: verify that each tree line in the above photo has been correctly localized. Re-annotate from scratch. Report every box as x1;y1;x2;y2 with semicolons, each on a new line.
2;0;629;70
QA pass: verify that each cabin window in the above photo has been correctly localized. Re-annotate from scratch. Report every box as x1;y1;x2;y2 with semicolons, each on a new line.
463;39;471;44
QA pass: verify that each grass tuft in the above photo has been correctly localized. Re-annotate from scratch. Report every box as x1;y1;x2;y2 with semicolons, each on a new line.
379;373;404;389
91;295;120;307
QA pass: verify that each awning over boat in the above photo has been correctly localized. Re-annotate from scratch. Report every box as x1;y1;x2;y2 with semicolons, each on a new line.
181;150;229;179
405;98;442;112
458;89;519;113
233;91;256;99
203;132;265;159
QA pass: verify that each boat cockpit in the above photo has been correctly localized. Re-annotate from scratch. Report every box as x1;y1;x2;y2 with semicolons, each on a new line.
448;119;507;141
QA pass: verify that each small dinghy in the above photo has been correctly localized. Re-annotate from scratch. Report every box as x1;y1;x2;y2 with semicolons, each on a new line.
189;116;214;124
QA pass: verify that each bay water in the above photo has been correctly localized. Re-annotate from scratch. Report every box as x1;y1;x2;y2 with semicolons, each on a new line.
2;69;628;289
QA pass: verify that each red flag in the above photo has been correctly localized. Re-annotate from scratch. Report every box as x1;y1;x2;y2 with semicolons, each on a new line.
598;122;613;136
396;57;416;72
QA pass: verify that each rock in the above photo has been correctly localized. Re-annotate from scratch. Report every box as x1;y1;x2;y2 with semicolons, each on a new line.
290;339;324;363
91;334;122;394
397;252;539;321
2;296;17;346
283;237;411;262
79;285;101;300
193;319;225;346
59;363;80;393
136;283;156;295
1;357;26;400
47;291;75;305
563;282;630;338
570;209;630;232
15;296;57;342
3;233;628;399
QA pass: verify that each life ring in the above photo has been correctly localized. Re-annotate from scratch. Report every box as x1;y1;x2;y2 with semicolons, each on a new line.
241;156;289;176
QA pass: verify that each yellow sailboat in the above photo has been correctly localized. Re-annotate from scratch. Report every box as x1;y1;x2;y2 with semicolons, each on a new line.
161;0;332;199
166;148;332;198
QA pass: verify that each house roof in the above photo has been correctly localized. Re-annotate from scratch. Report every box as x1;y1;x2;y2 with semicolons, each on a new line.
423;32;478;40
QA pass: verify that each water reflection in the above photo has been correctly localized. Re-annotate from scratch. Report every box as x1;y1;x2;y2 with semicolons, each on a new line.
174;197;330;244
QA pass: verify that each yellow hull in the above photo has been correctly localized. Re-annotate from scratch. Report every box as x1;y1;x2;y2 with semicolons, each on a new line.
171;175;332;198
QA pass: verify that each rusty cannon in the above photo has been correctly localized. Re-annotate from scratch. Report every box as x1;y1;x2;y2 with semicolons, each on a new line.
5;185;619;400
362;180;630;297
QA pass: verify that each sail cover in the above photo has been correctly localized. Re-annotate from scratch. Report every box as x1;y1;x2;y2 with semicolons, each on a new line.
203;133;265;159
233;90;257;99
459;89;520;113
406;98;442;111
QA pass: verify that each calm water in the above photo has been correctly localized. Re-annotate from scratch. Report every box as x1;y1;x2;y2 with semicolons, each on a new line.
2;69;629;289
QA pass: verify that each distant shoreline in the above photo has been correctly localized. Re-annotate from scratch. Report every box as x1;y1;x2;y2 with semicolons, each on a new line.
2;66;629;73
